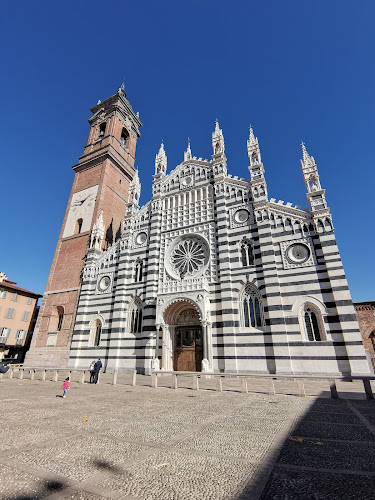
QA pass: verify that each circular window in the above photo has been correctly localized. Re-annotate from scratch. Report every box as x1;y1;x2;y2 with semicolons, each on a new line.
165;234;209;280
98;275;111;291
234;209;250;224
287;243;310;263
136;232;147;245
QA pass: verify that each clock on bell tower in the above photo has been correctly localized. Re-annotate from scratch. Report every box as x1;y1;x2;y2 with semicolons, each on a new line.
25;86;142;368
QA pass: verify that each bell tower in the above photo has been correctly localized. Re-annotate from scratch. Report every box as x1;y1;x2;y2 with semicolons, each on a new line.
25;87;142;368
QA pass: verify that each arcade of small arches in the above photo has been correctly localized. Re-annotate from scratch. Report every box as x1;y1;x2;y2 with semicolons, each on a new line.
251;211;334;234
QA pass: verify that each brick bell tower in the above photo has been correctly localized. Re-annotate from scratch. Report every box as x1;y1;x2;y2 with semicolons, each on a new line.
25;86;142;368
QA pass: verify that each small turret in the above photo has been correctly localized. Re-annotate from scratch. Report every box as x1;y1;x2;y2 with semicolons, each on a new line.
247;126;262;166
212;120;225;156
128;169;141;205
90;210;105;250
154;142;167;175
184;140;192;161
211;122;227;176
300;143;327;213
247;126;267;202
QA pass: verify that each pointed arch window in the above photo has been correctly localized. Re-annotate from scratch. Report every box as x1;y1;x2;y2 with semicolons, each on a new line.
241;284;264;328
240;239;254;267
89;316;104;346
94;320;102;346
304;308;323;341
134;259;143;282
129;298;143;334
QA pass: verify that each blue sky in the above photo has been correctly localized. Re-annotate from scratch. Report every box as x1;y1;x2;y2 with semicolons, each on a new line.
1;0;374;301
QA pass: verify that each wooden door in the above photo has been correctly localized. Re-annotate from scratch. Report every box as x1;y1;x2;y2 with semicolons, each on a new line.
174;326;203;371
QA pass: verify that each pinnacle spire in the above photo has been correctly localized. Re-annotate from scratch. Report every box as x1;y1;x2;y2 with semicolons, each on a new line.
301;142;310;162
90;210;105;250
248;126;257;146
184;139;192;161
155;141;167;175
247;125;261;166
212;121;225;157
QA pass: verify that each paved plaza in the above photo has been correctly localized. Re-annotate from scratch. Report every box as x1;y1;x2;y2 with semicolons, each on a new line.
1;372;375;499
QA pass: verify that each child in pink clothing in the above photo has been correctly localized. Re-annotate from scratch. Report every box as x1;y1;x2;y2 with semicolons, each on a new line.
61;377;70;398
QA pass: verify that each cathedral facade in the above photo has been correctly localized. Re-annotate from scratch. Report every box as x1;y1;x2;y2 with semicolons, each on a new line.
26;88;369;376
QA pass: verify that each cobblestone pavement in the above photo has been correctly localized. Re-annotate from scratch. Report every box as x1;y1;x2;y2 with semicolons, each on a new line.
1;373;375;499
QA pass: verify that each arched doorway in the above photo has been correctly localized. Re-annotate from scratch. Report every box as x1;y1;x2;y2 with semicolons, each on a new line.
174;309;202;371
162;301;203;372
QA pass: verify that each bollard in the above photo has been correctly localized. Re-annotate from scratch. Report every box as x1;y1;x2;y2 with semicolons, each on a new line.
30;370;35;381
296;379;306;397
0;372;3;380
53;370;58;382
329;380;338;398
151;372;158;388
96;371;100;384
19;369;24;380
112;369;118;385
363;379;374;400
268;378;276;395
131;369;137;387
216;376;223;392
41;370;46;381
241;377;248;393
9;367;13;379
80;371;85;384
192;374;199;391
171;373;178;389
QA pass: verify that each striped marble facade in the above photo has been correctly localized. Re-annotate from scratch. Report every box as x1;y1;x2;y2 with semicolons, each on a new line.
68;125;369;376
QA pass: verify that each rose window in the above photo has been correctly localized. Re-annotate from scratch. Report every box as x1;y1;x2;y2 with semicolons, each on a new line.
165;234;209;280
234;209;250;223
172;239;206;278
287;243;310;263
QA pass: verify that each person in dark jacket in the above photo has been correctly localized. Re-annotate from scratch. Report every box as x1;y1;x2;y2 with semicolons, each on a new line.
0;362;9;374
94;359;102;384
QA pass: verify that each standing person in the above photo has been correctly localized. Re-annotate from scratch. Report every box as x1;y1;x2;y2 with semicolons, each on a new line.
94;359;102;384
89;360;96;383
61;377;70;398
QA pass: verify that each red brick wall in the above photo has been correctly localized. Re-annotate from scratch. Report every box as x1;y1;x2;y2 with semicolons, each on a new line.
32;95;140;350
354;303;375;354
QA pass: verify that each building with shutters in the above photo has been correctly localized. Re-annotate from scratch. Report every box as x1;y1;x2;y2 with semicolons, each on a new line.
25;87;370;376
0;273;41;363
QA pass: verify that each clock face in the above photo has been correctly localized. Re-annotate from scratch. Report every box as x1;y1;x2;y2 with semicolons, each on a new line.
62;185;99;238
71;192;96;215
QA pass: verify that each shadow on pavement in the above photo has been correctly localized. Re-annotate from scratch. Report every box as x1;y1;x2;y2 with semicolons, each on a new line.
8;479;66;500
238;392;375;500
